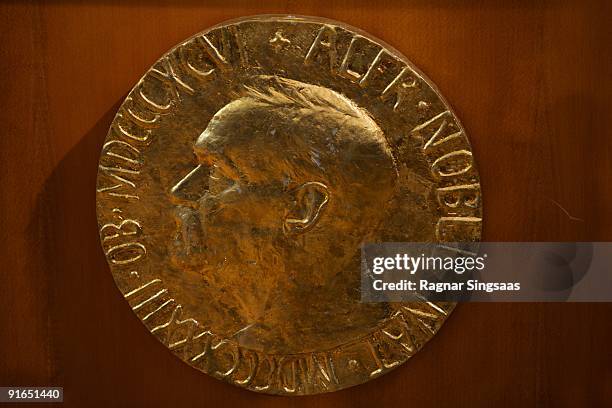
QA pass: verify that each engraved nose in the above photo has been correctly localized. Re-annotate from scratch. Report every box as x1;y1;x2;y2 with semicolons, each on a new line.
170;164;209;207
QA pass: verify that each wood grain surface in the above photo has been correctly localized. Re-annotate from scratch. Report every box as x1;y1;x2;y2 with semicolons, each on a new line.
1;1;611;406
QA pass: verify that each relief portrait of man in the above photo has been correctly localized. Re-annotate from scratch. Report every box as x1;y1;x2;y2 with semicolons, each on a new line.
168;75;399;354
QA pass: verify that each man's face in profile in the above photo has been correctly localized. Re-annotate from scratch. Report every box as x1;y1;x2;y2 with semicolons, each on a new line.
166;77;398;353
170;77;398;283
171;100;291;280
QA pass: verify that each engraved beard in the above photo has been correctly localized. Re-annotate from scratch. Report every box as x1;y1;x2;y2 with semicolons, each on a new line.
171;174;282;276
171;204;284;274
169;161;291;321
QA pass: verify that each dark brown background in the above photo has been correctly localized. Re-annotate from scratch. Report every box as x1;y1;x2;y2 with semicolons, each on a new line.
1;1;611;406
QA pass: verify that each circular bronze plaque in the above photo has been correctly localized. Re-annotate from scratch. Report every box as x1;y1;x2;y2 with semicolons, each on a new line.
96;15;482;395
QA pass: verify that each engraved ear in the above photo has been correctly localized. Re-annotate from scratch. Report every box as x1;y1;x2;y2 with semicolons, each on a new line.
284;182;330;235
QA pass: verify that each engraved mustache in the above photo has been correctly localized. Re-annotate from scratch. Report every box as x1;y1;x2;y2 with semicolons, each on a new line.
173;205;230;270
174;205;205;261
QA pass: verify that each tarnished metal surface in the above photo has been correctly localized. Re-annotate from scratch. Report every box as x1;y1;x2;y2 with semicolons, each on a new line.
96;15;482;395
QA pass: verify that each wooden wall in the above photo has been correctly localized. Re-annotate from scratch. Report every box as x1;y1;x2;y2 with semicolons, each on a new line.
1;1;610;406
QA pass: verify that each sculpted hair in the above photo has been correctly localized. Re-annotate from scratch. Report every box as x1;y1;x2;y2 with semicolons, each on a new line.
233;76;398;190
242;76;367;122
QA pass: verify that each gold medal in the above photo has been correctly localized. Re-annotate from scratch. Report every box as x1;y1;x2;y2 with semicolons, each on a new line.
96;15;482;395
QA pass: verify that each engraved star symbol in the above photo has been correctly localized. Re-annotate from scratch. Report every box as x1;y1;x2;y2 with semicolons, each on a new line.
269;30;291;51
